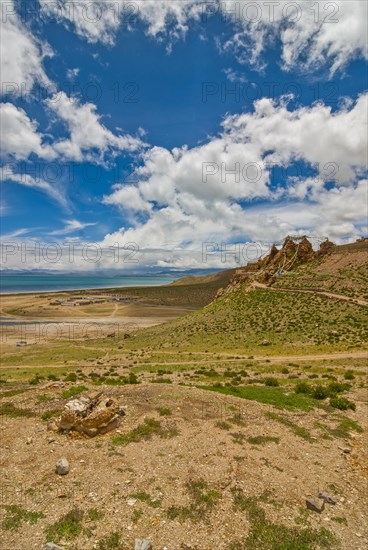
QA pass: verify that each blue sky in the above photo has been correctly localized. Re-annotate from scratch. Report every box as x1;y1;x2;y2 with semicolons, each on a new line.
1;1;367;271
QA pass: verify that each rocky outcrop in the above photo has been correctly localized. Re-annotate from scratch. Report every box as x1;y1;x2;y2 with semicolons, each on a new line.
317;239;336;256
55;392;125;437
222;236;335;294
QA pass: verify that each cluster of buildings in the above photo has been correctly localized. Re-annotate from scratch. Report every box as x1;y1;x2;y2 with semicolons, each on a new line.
50;294;139;307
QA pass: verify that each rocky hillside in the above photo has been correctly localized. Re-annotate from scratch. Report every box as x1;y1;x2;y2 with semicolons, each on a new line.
220;237;367;301
224;236;335;289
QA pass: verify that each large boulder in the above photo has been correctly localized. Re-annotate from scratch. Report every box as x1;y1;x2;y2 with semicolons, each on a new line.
57;392;125;437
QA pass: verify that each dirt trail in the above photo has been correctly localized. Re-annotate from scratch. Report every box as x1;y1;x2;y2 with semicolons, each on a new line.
125;350;368;367
252;281;368;306
2;350;366;370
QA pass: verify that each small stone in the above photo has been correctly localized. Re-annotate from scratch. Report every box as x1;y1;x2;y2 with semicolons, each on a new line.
56;458;69;475
339;446;352;454
44;543;66;550
318;492;337;505
47;421;59;432
26;437;32;445
306;498;325;514
135;539;152;550
127;498;137;506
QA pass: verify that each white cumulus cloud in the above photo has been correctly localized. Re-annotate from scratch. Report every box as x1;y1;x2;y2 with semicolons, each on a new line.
0;0;53;95
45;92;146;162
38;1;368;74
0;103;56;160
101;94;368;265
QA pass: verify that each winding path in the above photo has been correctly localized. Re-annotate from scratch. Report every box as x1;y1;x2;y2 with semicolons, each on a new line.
251;281;368;307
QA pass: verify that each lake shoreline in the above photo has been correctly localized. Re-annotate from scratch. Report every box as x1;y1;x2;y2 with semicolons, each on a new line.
0;275;180;296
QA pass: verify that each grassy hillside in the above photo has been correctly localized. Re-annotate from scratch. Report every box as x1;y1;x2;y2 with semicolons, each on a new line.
169;268;235;287
127;286;367;354
85;270;234;308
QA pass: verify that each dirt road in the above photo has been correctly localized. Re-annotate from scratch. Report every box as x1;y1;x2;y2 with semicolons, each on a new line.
252;281;368;307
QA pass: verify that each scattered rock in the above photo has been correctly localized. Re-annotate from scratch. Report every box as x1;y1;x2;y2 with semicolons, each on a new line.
261;339;270;346
26;437;32;445
44;542;66;550
306;498;325;514
47;420;59;432
55;458;69;475
339;446;352;454
135;540;152;550
127;498;137;506
318;492;337;505
57;393;125;437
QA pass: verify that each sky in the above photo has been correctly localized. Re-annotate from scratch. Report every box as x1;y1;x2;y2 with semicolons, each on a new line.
0;0;367;272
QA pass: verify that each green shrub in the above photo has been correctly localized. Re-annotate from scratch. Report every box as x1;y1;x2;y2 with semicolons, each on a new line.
127;372;139;384
330;397;356;411
62;386;87;399
2;505;45;530
97;531;121;549
311;385;330;400
64;373;77;382
328;382;350;395
295;381;311;394
45;508;83;542
156;407;172;416
0;403;35;418
151;378;172;384
112;418;178;446
263;377;279;387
